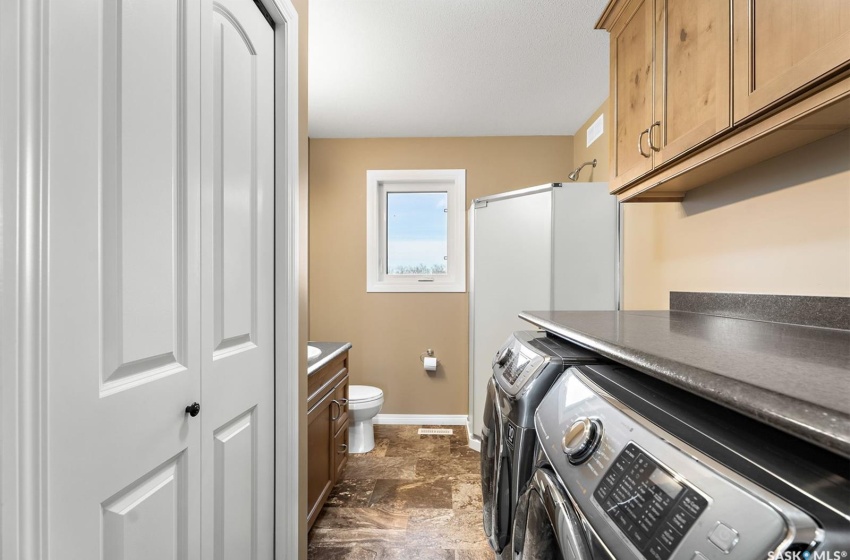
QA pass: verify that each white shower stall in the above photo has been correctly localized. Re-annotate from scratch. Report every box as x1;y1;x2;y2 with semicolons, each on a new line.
468;182;619;441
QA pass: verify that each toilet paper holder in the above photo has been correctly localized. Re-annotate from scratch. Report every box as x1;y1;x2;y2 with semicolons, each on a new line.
420;349;438;372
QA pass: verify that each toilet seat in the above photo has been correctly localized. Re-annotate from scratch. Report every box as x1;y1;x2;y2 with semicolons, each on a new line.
349;385;383;403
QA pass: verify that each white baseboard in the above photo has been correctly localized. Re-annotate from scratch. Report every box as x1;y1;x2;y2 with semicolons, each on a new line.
466;418;482;452
373;414;468;426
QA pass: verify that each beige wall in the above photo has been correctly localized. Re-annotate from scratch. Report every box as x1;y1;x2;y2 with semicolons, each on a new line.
573;100;850;310
309;136;574;414
623;131;850;308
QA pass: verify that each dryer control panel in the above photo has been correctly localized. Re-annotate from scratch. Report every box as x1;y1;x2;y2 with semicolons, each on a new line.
491;334;549;396
533;367;821;560
492;332;603;397
595;443;708;560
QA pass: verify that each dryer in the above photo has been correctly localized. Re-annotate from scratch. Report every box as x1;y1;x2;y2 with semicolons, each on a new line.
480;331;607;558
512;364;850;560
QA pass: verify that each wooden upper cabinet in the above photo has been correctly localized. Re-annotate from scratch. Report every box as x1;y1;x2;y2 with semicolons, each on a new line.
606;0;733;190
598;0;850;201
733;0;850;123
610;0;655;187
653;0;731;166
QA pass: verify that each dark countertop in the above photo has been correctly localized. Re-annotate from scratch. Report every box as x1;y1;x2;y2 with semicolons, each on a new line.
307;342;352;376
519;310;850;458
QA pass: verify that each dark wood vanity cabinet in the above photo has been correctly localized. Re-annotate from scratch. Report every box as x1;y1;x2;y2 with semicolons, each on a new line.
307;351;350;530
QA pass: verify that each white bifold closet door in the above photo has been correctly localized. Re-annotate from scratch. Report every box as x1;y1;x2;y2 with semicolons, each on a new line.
43;0;274;557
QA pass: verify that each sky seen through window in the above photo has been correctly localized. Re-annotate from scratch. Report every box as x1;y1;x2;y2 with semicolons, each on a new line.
386;192;448;275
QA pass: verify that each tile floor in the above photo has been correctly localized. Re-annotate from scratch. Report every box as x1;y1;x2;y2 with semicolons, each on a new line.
307;425;493;560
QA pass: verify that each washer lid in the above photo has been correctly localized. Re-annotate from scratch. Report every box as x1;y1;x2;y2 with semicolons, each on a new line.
349;385;383;402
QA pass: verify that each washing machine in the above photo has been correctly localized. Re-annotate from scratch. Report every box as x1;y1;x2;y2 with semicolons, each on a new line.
480;331;607;558
512;364;850;560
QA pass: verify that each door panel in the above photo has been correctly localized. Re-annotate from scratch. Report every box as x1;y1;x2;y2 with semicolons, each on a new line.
214;7;259;353
46;0;202;557
332;377;350;434
102;0;190;391
654;0;731;165
213;409;258;560
733;0;850;122
202;1;275;558
334;420;350;481
102;453;189;560
611;0;654;187
307;395;335;528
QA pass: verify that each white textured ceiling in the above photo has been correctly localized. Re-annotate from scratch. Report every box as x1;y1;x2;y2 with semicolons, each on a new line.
309;0;611;138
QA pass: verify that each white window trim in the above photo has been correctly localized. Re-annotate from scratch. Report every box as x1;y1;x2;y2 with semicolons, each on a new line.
366;169;466;293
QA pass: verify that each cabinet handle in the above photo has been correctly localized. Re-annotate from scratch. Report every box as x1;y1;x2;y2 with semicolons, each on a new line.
330;399;341;421
638;128;651;158
338;398;348;407
338;443;348;454
648;121;661;152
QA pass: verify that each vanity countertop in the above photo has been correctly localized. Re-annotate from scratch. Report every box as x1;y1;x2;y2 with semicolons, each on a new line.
307;342;352;376
520;298;850;458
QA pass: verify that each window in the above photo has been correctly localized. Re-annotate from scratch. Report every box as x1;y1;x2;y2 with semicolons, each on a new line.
366;169;466;292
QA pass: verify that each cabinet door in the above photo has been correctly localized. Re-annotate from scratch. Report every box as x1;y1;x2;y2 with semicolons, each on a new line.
334;421;350;483
610;0;655;189
307;392;335;529
653;0;731;165
733;0;850;122
331;376;349;435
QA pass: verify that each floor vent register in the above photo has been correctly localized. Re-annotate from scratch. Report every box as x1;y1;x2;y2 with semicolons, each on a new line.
418;428;454;436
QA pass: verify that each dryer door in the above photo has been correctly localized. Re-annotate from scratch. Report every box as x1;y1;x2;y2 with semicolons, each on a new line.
491;412;513;553
513;468;592;560
481;377;497;539
481;377;512;552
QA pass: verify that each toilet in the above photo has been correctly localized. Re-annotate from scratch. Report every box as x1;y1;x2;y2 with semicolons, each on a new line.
348;385;384;453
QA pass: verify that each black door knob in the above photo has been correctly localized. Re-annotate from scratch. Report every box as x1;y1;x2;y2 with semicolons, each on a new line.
185;402;201;417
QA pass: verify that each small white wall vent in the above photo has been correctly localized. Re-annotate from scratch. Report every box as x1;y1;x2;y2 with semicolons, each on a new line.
587;113;604;147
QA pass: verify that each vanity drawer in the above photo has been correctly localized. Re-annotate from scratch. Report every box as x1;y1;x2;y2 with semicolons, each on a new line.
308;353;347;409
